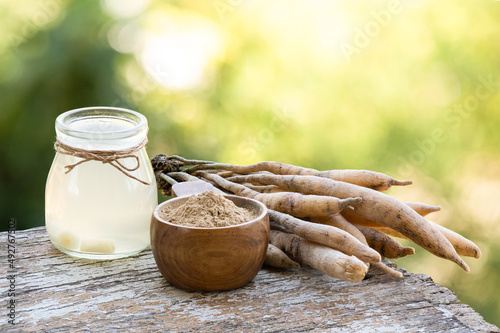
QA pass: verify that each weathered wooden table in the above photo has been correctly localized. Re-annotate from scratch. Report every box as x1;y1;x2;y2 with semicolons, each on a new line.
1;227;498;332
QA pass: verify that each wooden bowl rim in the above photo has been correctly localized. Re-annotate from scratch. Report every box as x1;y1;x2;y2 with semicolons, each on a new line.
153;194;268;230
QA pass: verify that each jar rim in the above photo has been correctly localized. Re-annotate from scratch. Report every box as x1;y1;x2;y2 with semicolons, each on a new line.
56;106;148;140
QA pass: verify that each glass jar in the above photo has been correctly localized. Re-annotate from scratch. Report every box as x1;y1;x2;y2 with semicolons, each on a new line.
45;106;158;259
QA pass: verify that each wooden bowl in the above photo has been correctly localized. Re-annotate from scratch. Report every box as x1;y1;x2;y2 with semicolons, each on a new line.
150;194;270;291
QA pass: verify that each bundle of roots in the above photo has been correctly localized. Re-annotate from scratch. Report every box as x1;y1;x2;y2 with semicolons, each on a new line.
151;154;481;282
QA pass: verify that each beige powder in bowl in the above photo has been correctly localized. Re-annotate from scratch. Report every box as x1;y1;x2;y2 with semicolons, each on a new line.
158;191;257;228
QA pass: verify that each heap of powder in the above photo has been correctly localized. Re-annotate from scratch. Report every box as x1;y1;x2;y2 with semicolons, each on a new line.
159;191;257;228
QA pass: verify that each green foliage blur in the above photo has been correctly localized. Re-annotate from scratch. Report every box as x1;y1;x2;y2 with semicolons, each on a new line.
1;0;499;327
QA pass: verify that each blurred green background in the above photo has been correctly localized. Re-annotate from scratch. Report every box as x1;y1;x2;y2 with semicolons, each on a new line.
1;0;499;327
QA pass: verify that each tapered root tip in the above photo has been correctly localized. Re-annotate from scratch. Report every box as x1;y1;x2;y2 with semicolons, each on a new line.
392;270;404;278
274;258;301;269
427;206;442;214
457;258;470;273
387;269;403;278
403;247;416;256
373;262;404;278
393;179;413;186
339;197;363;210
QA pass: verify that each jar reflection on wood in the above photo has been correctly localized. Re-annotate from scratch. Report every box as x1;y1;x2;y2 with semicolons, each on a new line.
45;107;158;259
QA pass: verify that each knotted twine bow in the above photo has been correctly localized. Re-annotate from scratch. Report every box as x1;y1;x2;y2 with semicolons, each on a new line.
54;139;151;185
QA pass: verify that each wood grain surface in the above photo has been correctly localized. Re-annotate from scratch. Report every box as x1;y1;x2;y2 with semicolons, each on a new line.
1;227;498;332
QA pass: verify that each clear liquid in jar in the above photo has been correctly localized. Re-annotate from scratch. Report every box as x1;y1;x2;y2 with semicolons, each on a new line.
45;117;157;259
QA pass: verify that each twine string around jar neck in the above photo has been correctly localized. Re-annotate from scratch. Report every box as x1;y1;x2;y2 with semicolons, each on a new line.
54;138;151;185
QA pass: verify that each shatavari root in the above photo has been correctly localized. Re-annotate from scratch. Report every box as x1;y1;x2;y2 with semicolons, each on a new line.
269;230;368;282
222;173;469;272
187;161;411;191
152;154;480;282
197;172;362;218
268;210;381;264
264;243;301;269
